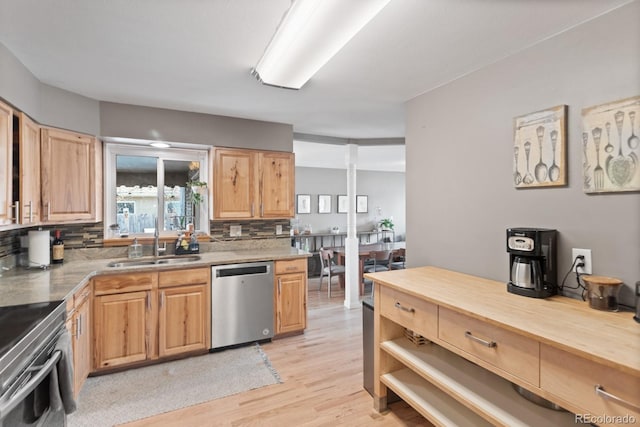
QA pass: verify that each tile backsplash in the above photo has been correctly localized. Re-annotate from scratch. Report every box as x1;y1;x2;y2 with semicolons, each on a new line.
0;219;292;262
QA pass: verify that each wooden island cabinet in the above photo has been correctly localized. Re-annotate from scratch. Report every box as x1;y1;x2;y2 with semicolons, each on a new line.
367;266;640;427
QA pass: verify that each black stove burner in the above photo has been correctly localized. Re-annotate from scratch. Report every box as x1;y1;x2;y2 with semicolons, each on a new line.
0;301;64;360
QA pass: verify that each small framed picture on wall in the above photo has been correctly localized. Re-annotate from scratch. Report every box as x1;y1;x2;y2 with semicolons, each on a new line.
356;195;368;213
337;195;348;213
318;194;331;213
296;194;311;214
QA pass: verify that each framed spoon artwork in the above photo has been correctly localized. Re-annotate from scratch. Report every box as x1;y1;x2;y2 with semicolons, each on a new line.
513;105;567;188
582;95;640;193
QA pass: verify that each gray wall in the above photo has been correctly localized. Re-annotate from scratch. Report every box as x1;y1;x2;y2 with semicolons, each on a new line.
0;43;100;135
406;2;640;305
0;42;291;150
295;166;405;240
100;102;293;151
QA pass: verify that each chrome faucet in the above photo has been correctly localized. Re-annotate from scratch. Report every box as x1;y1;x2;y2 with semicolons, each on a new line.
154;218;166;257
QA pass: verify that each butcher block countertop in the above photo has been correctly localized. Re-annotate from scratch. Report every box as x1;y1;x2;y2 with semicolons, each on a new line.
365;266;640;377
0;247;309;307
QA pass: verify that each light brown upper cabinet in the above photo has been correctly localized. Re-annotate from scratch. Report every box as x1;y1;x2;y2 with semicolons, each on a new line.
18;113;41;224
0;101;13;226
212;148;294;220
41;127;102;223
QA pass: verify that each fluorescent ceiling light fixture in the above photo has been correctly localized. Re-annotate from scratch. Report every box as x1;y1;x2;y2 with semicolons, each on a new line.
253;0;391;90
150;142;171;148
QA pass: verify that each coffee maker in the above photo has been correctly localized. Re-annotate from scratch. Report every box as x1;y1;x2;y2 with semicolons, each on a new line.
507;228;557;298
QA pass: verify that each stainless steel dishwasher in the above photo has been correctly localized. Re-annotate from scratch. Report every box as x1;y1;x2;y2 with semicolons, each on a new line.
211;261;274;349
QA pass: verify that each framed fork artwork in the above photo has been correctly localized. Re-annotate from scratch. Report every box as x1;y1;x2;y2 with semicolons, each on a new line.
513;105;567;188
582;95;640;194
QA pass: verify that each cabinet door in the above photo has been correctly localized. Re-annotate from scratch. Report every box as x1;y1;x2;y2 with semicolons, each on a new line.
158;284;210;357
41;127;100;222
73;297;91;396
0;101;13;226
19;113;40;224
213;148;254;219
94;291;151;369
258;151;294;218
275;272;307;335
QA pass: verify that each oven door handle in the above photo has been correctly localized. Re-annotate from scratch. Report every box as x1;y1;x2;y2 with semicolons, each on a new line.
0;350;61;419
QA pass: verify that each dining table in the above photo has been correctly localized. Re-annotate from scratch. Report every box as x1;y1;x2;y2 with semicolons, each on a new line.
331;242;406;295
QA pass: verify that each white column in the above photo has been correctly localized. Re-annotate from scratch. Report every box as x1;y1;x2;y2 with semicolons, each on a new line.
344;144;360;309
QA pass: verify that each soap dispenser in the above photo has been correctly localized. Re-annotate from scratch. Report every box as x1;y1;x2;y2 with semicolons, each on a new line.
128;238;143;258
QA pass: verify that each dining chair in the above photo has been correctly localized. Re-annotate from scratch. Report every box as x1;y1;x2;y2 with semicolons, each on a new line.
318;248;346;298
389;248;406;270
363;250;391;274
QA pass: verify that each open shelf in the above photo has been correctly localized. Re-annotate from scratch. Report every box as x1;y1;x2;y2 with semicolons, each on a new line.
382;369;492;427
381;338;576;427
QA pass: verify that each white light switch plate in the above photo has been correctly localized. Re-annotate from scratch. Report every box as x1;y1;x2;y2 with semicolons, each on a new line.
276;225;283;235
229;225;241;237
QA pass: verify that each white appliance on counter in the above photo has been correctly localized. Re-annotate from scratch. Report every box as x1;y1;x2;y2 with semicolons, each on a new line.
210;262;274;349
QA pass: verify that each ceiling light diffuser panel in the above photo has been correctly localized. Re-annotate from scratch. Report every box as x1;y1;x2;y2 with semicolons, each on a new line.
253;0;391;90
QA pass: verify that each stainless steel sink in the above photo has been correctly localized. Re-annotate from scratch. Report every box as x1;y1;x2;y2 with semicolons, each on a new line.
107;255;202;268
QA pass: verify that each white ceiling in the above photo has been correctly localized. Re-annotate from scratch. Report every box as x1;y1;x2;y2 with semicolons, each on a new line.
0;0;632;141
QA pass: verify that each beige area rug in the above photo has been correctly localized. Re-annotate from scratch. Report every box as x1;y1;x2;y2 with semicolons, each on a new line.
68;344;281;427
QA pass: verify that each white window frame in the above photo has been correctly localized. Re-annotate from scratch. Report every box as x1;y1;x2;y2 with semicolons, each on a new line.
104;140;210;238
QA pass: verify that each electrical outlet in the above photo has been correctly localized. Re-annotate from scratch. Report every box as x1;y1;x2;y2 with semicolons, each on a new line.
229;225;241;237
275;225;283;235
572;248;592;274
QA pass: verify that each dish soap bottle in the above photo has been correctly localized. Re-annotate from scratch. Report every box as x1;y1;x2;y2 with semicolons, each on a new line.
128;238;143;258
52;230;64;264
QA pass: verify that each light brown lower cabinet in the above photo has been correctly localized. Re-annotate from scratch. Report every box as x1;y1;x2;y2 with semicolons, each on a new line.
92;268;210;372
158;268;211;357
65;282;91;397
274;259;307;336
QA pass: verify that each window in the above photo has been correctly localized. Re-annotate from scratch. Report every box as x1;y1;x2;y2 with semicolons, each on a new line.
104;141;209;238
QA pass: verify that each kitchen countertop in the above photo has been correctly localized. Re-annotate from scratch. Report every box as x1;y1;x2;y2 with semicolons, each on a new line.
365;266;640;376
0;247;310;307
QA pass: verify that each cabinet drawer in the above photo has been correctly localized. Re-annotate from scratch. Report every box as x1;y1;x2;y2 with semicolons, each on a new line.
94;273;157;296
541;344;640;422
275;258;306;274
379;286;437;340
438;307;539;386
74;283;91;307
159;267;209;288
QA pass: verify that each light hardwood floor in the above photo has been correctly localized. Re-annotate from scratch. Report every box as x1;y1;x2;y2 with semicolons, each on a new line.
125;277;430;426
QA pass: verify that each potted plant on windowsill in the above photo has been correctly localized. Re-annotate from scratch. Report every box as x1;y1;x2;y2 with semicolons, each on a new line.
187;180;207;205
379;218;394;231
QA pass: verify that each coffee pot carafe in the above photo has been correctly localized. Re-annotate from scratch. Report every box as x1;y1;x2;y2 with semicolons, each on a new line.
506;228;557;298
511;257;543;289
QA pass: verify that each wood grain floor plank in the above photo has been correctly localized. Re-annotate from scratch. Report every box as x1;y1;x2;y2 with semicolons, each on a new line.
123;277;430;426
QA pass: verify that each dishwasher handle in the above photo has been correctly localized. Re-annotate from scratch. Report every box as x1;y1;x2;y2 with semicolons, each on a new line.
214;263;272;278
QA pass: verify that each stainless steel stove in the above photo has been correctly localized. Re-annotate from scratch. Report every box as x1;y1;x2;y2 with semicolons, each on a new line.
0;300;67;427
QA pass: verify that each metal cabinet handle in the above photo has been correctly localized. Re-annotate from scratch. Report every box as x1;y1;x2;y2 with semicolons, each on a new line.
25;201;33;222
278;278;282;295
260;203;264;217
11;202;19;223
251;203;254;217
394;301;415;313
77;314;82;338
595;385;640;411
464;331;496;348
160;291;165;308
146;292;151;310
